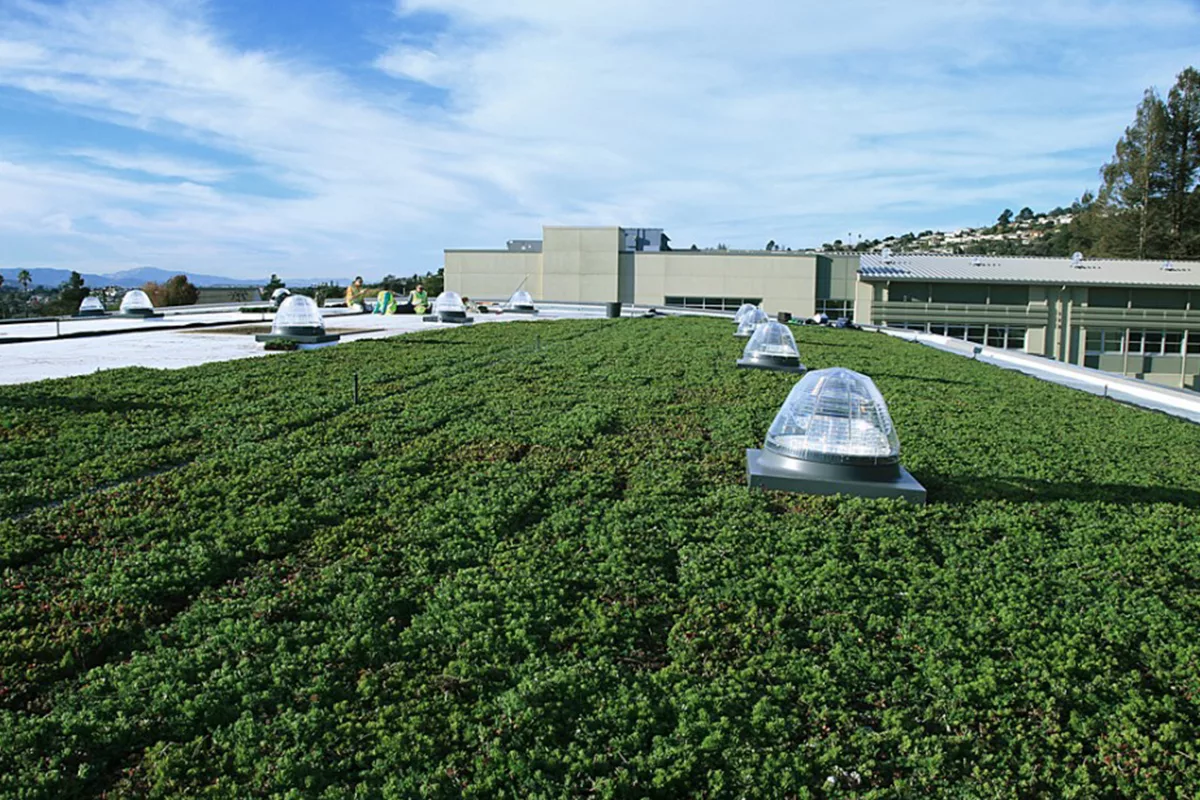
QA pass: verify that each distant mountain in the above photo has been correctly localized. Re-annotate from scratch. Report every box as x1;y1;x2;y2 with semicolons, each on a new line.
0;267;348;289
103;267;262;288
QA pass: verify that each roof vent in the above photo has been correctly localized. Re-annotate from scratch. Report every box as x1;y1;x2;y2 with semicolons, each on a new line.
1162;260;1176;271
881;247;894;264
1071;251;1084;268
971;256;983;267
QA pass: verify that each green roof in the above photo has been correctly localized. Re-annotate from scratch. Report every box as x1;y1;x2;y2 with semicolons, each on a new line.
3;318;1199;796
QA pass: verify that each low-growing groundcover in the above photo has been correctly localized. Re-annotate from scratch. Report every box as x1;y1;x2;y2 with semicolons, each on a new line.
2;317;1200;798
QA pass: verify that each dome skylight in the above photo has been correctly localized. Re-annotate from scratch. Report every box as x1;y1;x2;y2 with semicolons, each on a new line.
737;320;805;373
75;296;107;317
734;303;757;323
735;307;769;337
119;290;161;317
506;289;537;314
423;291;474;324
746;368;925;503
256;295;340;345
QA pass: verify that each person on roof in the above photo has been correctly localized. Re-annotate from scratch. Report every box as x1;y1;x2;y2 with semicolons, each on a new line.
409;284;429;315
374;289;398;315
345;277;366;313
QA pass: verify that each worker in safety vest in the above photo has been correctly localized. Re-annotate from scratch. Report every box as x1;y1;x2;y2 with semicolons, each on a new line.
374;290;398;315
409;284;429;314
345;277;366;312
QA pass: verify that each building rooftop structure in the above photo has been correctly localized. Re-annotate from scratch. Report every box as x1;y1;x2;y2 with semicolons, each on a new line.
859;252;1200;287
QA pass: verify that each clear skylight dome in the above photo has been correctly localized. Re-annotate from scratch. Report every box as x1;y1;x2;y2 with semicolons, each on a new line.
736;307;769;336
734;303;757;322
120;290;154;314
78;297;105;313
764;368;900;466
744;320;800;360
272;295;325;335
434;291;466;313
508;289;535;308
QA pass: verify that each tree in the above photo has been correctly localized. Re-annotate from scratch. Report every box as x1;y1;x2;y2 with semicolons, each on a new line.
42;272;88;316
1161;67;1200;257
144;275;199;307
17;270;31;292
997;209;1014;227
765;239;777;251
1017;207;1035;222
260;274;286;300
1098;87;1170;258
660;233;671;251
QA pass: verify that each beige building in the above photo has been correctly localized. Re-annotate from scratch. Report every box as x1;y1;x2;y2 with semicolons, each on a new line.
444;225;858;318
446;226;1200;391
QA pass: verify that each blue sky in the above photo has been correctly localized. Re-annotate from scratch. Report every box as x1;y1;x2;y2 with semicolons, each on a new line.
0;0;1198;281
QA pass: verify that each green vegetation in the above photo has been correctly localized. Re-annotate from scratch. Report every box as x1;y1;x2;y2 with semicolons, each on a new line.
2;318;1200;797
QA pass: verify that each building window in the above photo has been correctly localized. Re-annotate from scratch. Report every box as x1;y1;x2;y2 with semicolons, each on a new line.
1086;329;1125;355
664;296;762;311
815;299;854;319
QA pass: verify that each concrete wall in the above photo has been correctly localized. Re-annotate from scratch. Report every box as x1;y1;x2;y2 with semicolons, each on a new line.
816;254;858;300
632;252;818;316
444;251;543;301
542;227;621;302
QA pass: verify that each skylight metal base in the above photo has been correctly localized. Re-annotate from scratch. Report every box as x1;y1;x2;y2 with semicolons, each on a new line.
120;311;164;319
423;312;475;324
734;331;752;338
505;306;538;315
746;449;926;504
256;326;341;344
736;354;806;374
73;311;110;318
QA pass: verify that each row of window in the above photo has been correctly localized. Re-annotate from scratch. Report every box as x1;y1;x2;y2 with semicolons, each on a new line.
1085;329;1200;356
888;322;1028;350
661;296;856;318
664;296;762;311
815;299;854;318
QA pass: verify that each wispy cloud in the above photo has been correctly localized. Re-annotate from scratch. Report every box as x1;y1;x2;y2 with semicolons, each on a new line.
0;0;1196;277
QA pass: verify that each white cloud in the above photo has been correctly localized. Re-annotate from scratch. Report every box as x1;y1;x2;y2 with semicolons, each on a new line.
0;0;1196;277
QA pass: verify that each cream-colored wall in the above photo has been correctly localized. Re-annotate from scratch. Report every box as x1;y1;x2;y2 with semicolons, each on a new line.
632;253;818;316
542;227;621;302
444;251;543;301
854;280;874;323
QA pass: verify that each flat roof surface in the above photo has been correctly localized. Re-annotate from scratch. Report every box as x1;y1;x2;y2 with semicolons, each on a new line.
0;305;599;385
859;252;1200;287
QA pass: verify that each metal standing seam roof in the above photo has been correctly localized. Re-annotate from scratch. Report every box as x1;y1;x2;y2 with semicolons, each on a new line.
858;252;1200;288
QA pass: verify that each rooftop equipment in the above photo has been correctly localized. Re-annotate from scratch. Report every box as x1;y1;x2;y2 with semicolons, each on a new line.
735;307;769;337
733;303;757;323
505;289;538;315
746;367;926;504
737;319;806;373
74;296;109;318
255;295;340;345
270;287;292;309
118;289;163;318
423;291;474;324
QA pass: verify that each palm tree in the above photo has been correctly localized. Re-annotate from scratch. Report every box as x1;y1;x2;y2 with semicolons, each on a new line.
17;270;31;292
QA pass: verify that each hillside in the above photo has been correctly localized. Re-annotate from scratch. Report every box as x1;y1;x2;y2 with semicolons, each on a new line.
2;318;1200;796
